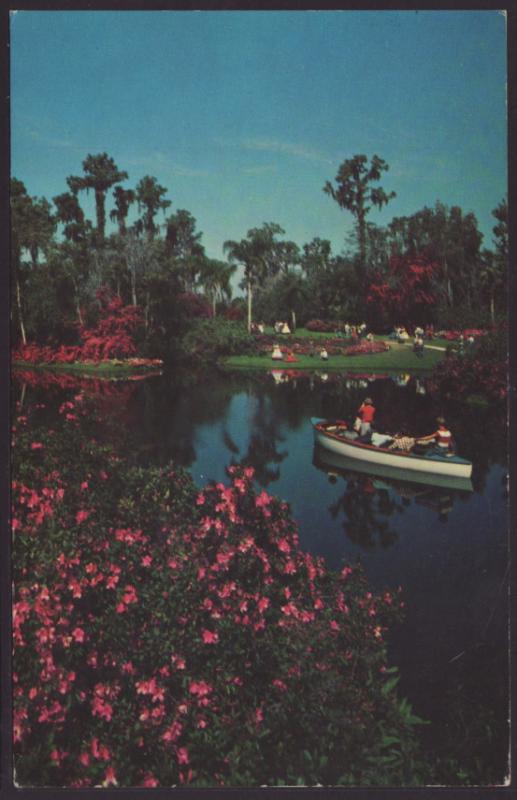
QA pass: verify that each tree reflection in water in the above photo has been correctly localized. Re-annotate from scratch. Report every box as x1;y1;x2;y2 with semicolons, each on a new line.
235;387;288;487
328;474;402;549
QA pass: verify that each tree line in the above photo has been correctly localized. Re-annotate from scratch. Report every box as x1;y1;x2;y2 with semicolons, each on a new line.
11;151;507;354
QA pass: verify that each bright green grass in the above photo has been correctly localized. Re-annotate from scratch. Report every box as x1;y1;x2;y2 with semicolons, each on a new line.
222;343;444;372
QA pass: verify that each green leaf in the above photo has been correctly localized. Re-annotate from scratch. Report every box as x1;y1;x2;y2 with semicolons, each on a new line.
381;735;401;747
381;675;400;695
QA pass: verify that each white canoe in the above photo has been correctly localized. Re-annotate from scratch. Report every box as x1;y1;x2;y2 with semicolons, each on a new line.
313;443;474;493
312;418;473;480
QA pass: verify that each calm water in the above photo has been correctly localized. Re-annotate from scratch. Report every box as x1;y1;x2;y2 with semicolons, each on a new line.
14;366;510;780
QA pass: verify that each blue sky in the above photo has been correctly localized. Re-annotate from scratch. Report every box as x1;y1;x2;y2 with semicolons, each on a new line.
11;10;507;266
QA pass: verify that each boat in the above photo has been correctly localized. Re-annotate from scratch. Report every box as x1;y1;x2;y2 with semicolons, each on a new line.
311;418;473;480
313;442;474;493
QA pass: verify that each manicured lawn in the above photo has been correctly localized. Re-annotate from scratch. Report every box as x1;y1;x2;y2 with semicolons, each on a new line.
222;342;444;371
262;327;450;348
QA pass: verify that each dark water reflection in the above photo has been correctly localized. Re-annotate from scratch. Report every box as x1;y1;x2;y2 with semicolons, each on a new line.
13;366;509;782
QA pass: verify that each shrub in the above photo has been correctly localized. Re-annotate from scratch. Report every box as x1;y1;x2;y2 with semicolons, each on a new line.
224;306;245;322
12;398;429;787
178;318;255;362
305;319;336;333
178;292;213;320
428;325;507;402
12;290;144;364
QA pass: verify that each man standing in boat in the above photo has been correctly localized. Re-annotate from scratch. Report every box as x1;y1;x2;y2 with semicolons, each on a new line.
356;397;376;437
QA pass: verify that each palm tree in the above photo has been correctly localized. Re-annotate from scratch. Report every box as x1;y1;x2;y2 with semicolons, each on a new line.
135;176;171;240
223;237;264;332
223;223;286;332
53;192;89;242
67;153;128;240
275;271;309;332
199;259;236;316
110;186;135;235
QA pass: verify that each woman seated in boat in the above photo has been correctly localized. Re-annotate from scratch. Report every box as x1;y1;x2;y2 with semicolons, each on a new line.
271;344;283;360
320;347;329;360
387;427;416;453
285;350;298;363
416;417;455;455
281;322;291;334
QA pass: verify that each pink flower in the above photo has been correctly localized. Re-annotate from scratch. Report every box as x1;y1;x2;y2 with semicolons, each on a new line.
162;720;183;742
255;491;271;508
189;680;212;697
75;510;90;524
176;747;189;765
257;597;270;613
72;627;85;643
30;442;43;450
143;774;159;787
102;766;117;787
80;481;89;491
201;628;219;645
272;679;287;691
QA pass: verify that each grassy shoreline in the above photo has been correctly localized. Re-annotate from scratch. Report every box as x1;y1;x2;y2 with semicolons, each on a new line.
221;343;444;372
12;360;163;377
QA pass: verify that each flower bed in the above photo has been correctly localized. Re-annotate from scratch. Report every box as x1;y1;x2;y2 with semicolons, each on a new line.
13;344;163;369
253;336;388;358
343;342;390;357
437;329;488;341
12;396;427;787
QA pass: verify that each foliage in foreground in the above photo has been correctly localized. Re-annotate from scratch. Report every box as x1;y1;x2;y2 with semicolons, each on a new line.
428;325;508;403
12;396;430;787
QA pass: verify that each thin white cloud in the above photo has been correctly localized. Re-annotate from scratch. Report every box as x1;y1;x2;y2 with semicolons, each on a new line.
124;151;212;178
242;137;333;164
218;136;333;165
18;123;83;152
241;165;277;176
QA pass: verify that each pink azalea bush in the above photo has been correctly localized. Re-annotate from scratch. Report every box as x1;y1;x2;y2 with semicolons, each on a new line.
13;290;161;366
12;397;428;787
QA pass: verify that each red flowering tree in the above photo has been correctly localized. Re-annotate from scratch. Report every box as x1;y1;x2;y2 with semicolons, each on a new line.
366;255;440;326
13;289;146;364
78;290;143;360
